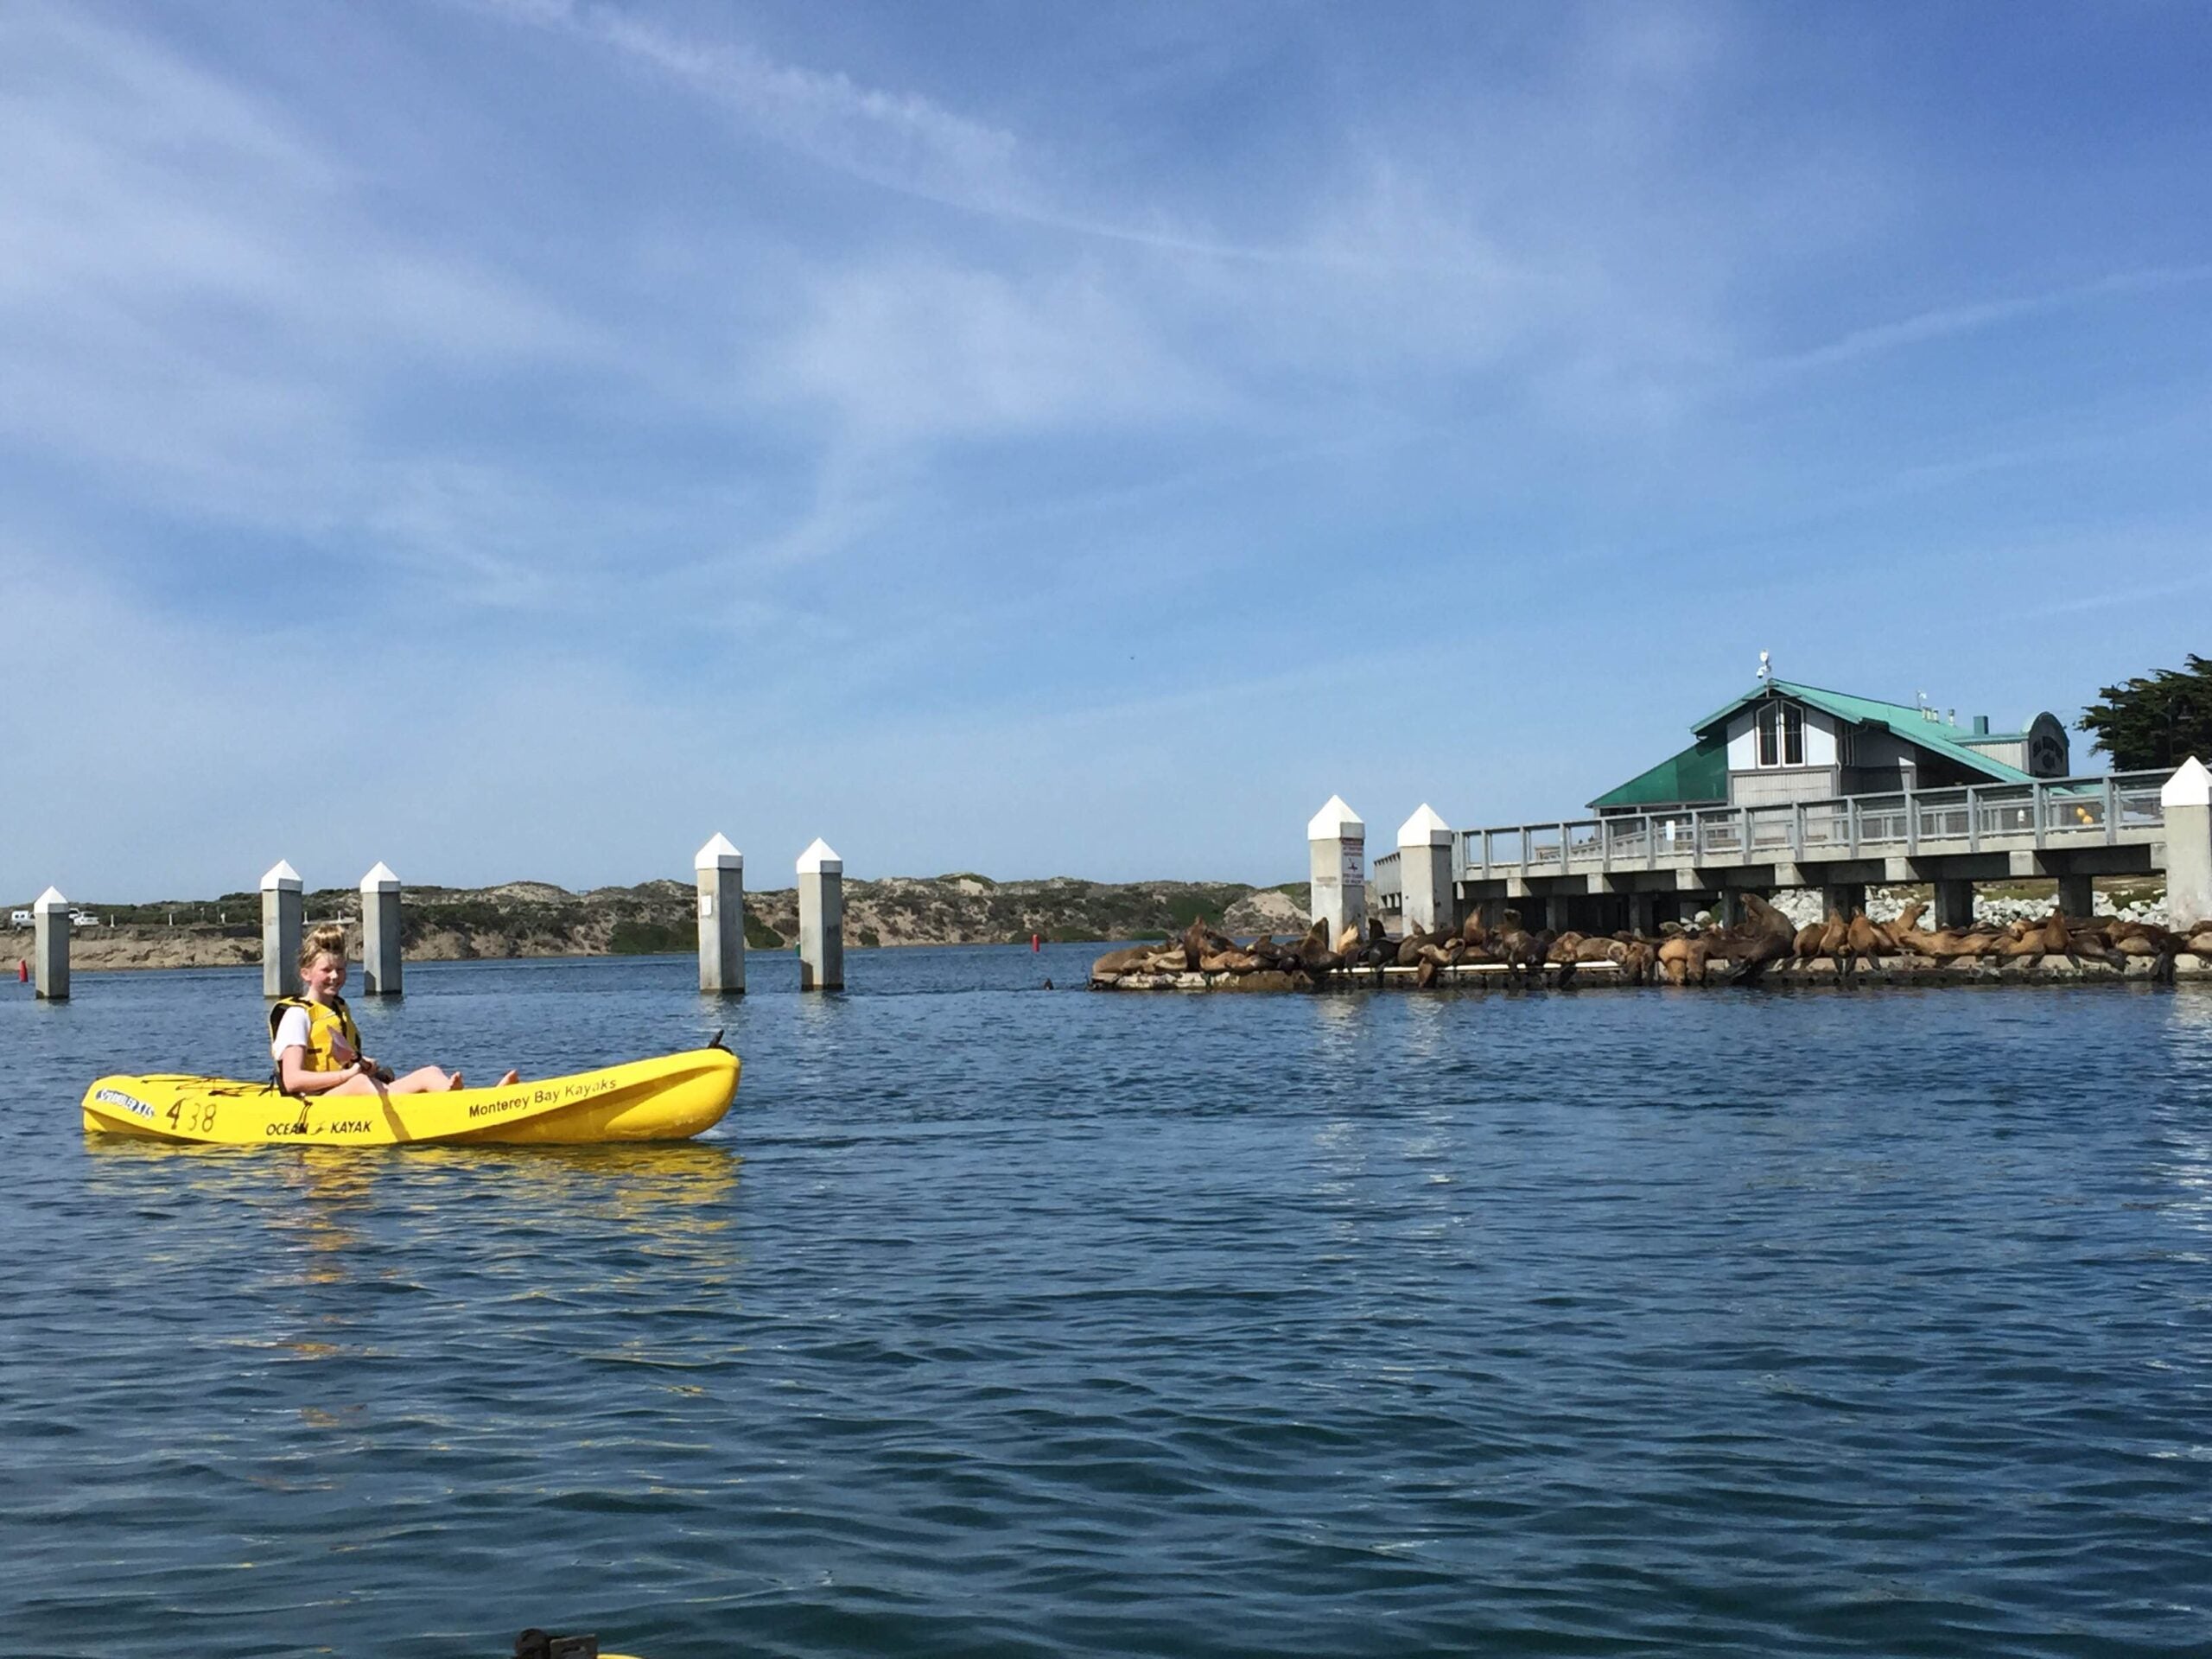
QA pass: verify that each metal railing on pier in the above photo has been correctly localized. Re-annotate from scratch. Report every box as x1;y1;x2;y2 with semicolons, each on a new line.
1370;771;2171;903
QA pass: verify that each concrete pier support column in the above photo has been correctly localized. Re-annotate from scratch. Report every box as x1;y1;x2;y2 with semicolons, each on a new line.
1822;882;1866;918
1933;879;1976;931
798;839;844;991
2056;871;2094;919
32;887;70;1001
696;834;745;995
1718;890;1749;926
1307;796;1366;944
1395;804;1453;937
1626;893;1656;937
262;860;302;1000
360;862;403;997
2163;758;2212;926
1548;890;1578;933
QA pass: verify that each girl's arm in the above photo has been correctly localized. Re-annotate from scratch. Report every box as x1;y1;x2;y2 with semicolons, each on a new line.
278;1046;370;1095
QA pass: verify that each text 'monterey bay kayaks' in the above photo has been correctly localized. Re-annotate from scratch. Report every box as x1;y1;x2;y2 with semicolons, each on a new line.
79;1045;739;1147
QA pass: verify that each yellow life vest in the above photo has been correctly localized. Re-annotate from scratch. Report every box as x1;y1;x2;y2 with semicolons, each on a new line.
269;995;362;1089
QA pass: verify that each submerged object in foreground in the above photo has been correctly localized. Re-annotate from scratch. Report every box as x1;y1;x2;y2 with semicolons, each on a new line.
80;1046;739;1147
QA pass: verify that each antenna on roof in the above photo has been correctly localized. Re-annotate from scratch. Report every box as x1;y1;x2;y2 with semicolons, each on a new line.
1757;650;1770;683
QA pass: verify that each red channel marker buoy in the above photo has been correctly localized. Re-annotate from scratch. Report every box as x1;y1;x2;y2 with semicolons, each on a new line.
1031;933;1040;953
16;959;26;983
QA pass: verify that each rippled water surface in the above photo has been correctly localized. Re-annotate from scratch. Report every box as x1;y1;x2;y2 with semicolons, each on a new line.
3;951;2211;1657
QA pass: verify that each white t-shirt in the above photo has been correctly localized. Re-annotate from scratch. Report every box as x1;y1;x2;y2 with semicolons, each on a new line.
271;1005;313;1065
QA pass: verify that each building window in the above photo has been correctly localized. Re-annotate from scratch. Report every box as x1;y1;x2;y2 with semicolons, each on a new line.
1755;701;1806;767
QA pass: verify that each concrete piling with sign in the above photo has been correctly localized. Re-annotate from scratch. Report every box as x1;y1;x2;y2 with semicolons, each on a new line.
798;838;844;991
1307;795;1366;943
33;887;70;1000
2166;757;2212;927
1395;804;1454;935
262;860;302;1000
360;862;403;996
696;834;745;995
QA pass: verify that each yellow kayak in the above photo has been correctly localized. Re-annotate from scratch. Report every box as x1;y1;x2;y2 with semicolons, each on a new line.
80;1046;739;1147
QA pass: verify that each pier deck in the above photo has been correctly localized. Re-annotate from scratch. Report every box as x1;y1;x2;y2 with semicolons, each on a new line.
1374;771;2176;917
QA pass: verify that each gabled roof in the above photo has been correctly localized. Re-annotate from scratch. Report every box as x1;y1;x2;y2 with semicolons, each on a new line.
1588;734;1728;810
1693;679;2037;784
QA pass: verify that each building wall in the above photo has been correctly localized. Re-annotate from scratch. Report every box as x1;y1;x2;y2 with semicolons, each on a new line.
1723;700;1844;805
1728;766;1844;808
1963;737;2029;771
1723;703;1840;770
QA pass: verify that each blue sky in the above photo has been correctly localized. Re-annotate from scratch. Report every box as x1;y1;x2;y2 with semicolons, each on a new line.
4;0;2209;899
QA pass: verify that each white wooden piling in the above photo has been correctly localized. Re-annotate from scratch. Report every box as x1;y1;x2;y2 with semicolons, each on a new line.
33;887;69;1001
798;838;844;991
360;862;403;996
696;833;745;995
1307;795;1366;944
1395;804;1453;936
262;860;302;999
2164;756;2212;927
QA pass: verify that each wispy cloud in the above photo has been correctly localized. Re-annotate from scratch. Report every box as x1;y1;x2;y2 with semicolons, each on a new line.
1766;263;2212;376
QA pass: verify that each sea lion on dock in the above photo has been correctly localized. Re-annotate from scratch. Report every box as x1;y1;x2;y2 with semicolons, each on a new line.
1844;912;1889;982
1723;893;1798;985
1090;945;1155;980
1656;934;1715;986
1182;918;1236;969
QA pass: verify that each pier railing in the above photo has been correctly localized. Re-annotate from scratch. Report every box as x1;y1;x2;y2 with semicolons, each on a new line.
1370;770;2171;903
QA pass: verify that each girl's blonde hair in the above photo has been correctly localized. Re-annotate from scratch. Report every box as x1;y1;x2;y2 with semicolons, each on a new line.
298;923;349;974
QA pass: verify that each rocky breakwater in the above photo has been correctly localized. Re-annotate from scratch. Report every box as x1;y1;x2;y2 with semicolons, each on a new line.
1093;906;2212;992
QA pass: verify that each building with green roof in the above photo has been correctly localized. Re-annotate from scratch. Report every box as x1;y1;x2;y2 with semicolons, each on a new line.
1589;677;2073;816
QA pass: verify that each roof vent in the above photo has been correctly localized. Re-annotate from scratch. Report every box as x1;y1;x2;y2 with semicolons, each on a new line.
1972;715;1989;735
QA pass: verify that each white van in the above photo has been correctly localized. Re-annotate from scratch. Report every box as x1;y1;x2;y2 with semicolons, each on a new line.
9;910;31;928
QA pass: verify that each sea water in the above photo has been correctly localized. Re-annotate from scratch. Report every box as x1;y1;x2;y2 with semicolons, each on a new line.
2;952;2209;1657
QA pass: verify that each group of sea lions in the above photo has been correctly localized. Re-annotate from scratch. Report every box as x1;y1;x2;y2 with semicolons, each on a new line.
1090;918;1386;988
1770;903;2211;983
1091;902;2212;989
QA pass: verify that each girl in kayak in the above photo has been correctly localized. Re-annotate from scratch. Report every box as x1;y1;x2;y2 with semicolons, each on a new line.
270;925;518;1096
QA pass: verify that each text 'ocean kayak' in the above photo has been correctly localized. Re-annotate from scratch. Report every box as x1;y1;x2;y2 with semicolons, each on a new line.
80;1046;739;1147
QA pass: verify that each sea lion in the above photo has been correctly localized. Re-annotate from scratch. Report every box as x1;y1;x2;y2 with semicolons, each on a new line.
1090;945;1154;980
1182;918;1235;970
1844;911;1888;982
1656;934;1714;986
1723;893;1797;984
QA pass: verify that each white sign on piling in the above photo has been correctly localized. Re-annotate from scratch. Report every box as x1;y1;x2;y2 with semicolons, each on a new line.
360;862;403;997
696;833;746;995
262;860;302;1000
798;838;844;991
33;887;70;1001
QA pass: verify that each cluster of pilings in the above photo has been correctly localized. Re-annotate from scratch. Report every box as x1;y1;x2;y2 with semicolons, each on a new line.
11;835;848;1001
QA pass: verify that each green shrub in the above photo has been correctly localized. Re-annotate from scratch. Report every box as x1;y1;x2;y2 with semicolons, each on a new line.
609;920;687;955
